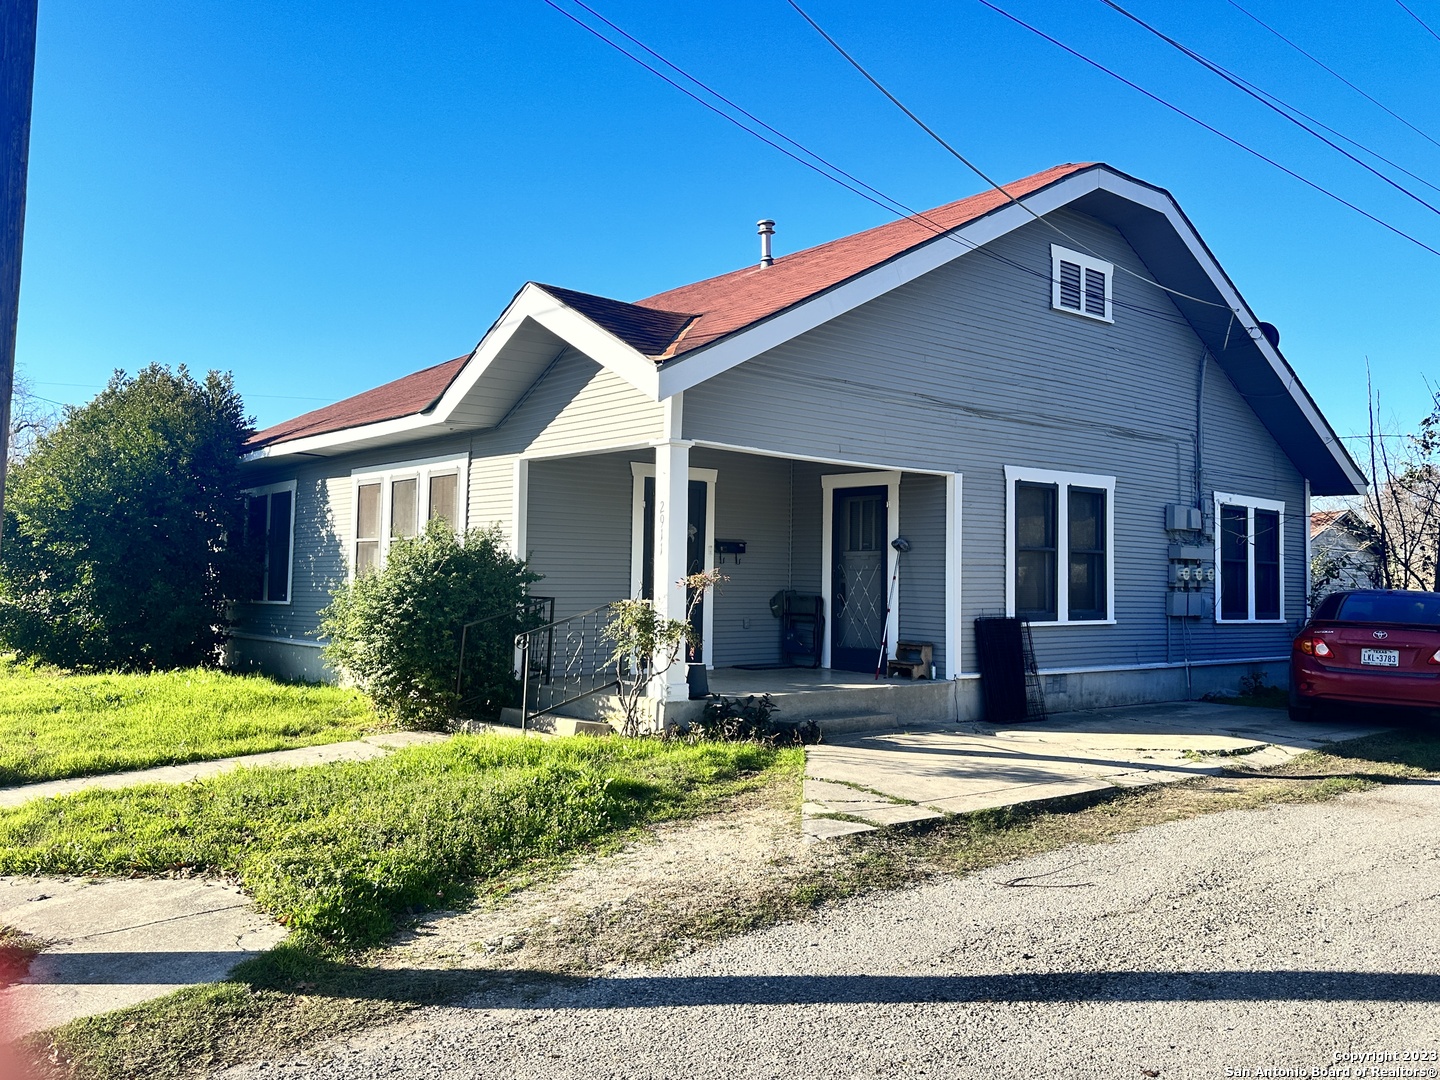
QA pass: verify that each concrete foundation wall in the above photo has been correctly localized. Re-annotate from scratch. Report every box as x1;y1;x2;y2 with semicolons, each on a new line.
224;635;335;684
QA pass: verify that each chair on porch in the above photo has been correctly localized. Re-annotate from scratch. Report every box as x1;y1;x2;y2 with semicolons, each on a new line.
772;590;824;668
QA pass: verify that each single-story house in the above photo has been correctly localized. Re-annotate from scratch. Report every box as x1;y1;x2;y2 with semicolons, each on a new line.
231;161;1365;725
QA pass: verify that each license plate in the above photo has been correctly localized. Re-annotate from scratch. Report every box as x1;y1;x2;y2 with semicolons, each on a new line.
1361;648;1400;667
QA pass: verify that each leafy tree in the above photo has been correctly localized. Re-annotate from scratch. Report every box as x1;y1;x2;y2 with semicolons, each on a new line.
0;365;253;668
319;522;540;729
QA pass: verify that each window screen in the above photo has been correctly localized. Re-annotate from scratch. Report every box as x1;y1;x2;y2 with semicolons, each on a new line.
390;478;418;539
1220;505;1249;620
1067;487;1106;620
355;482;381;575
265;490;292;603
1253;508;1280;620
1016;482;1058;621
428;473;458;527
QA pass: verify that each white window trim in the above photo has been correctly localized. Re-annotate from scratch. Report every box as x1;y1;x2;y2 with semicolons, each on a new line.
629;461;717;669
350;454;469;578
1214;491;1286;624
820;470;902;669
1005;466;1117;626
1051;244;1114;324
243;480;297;606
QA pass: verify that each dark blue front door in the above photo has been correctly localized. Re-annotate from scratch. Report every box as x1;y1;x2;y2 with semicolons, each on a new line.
831;486;888;672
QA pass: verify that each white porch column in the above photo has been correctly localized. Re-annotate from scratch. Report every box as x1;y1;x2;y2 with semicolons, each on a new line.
651;436;692;703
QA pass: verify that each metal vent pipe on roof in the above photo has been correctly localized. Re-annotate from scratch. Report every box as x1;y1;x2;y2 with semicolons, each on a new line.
757;219;775;267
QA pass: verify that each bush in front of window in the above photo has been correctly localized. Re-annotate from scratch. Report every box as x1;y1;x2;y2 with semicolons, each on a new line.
319;522;540;729
0;365;254;669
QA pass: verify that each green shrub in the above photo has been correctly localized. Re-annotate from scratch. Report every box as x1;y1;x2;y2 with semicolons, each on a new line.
319;523;539;729
0;365;253;669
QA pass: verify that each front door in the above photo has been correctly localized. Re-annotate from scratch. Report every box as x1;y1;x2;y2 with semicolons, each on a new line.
641;476;709;662
831;485;888;672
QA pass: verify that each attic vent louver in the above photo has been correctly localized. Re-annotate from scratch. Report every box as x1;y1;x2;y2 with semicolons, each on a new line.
1051;244;1113;323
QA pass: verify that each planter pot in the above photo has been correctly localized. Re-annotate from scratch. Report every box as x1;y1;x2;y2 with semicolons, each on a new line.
686;663;709;700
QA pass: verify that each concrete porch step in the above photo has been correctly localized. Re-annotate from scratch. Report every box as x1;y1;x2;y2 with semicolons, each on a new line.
495;707;614;737
813;713;900;738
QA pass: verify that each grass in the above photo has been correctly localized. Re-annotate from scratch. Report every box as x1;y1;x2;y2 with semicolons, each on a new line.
0;733;794;949
22;724;1440;1080
0;657;380;787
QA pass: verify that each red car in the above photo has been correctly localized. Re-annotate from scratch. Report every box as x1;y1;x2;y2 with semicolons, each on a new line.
1290;589;1440;721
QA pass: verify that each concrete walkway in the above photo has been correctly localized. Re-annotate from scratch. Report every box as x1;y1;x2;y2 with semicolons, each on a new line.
0;877;287;1039
802;702;1385;839
0;731;449;809
0;731;453;1037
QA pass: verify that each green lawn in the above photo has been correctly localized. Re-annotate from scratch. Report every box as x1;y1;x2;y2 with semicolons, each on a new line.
0;733;796;948
0;659;380;787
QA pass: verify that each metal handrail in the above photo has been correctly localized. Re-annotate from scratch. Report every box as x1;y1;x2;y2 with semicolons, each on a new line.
516;602;623;732
455;595;554;707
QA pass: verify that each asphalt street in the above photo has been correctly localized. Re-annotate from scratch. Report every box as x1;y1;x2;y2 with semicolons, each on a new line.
222;782;1440;1080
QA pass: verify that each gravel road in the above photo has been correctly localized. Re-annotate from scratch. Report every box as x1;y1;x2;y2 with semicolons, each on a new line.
222;783;1440;1080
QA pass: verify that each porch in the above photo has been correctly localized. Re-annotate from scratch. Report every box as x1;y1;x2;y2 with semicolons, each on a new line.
511;442;962;726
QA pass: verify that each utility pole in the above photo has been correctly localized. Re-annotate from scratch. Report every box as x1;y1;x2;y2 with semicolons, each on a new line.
1;0;39;555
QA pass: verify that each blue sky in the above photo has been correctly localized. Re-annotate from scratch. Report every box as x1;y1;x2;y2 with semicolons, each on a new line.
17;0;1440;448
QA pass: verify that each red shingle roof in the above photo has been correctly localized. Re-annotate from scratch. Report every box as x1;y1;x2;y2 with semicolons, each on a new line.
246;355;468;450
246;163;1095;449
635;162;1096;357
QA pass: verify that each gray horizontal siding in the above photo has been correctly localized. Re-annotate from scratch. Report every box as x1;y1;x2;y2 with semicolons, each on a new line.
525;453;634;620
684;209;1306;676
691;448;794;666
898;473;947;676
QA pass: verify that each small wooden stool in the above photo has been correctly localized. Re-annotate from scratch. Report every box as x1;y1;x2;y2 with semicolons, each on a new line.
886;641;934;679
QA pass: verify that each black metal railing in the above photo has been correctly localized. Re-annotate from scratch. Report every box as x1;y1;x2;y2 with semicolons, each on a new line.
516;603;622;731
455;595;554;708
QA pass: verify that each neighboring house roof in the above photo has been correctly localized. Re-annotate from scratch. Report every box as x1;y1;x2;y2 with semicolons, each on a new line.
1311;508;1375;542
1310;509;1346;539
248;356;467;450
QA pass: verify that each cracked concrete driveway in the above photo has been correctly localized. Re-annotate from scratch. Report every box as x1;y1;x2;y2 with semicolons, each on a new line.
802;702;1384;837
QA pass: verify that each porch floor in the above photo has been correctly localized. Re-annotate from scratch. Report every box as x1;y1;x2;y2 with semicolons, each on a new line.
694;665;957;726
707;666;918;696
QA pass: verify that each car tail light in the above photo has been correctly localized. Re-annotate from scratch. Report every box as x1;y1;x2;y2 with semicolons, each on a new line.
1295;637;1332;658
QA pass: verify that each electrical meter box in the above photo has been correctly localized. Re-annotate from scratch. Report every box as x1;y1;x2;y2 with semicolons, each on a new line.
1165;504;1203;532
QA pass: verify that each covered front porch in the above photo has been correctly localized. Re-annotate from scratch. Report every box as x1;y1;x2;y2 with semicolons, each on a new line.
512;441;962;724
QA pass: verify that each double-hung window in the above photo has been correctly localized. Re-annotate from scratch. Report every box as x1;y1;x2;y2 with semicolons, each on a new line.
244;481;297;604
1051;244;1113;323
1006;467;1116;624
1214;492;1284;622
351;455;468;576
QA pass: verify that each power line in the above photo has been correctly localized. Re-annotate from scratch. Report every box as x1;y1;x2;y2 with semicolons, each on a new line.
973;0;1440;259
1395;0;1440;44
1224;0;1440;154
1097;0;1440;219
536;0;1200;329
783;0;1234;311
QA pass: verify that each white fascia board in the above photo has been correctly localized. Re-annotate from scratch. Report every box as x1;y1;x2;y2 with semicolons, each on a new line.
654;167;1364;495
429;283;660;421
241;283;662;463
241;411;439;463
